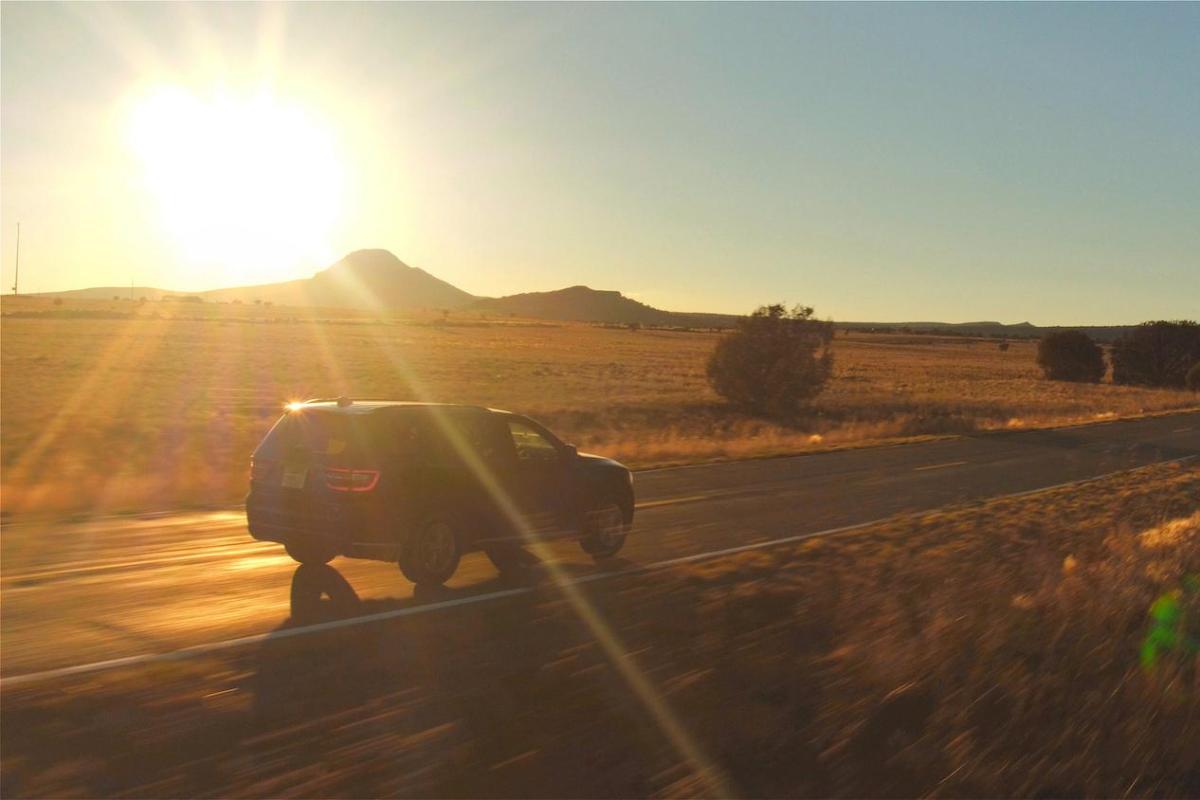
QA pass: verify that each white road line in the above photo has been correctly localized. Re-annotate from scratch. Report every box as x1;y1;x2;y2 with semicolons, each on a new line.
1;544;277;584
635;494;714;510
1;454;1195;690
913;460;969;472
1174;427;1194;434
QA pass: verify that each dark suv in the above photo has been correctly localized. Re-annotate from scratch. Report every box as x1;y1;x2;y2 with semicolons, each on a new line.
246;399;634;586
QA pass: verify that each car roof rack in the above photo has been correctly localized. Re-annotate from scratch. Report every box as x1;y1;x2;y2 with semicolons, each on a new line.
294;398;493;412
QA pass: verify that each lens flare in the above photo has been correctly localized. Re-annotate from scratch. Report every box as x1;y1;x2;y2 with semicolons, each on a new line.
126;85;346;284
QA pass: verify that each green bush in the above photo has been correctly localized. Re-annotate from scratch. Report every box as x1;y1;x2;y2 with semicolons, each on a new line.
1036;330;1105;383
1111;321;1200;388
706;303;833;417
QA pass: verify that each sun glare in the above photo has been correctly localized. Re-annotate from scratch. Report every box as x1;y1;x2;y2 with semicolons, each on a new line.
126;86;346;283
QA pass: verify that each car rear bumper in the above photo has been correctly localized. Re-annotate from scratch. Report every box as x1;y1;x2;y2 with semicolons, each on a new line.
245;488;411;562
246;490;356;549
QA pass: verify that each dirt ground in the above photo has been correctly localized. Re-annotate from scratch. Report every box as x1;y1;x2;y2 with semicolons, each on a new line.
3;296;1195;515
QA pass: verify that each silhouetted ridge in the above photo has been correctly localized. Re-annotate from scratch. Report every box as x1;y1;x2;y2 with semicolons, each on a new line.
181;249;477;310
23;252;1145;337
471;286;677;325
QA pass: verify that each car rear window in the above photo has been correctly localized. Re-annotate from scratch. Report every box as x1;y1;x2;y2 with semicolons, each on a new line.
255;409;382;462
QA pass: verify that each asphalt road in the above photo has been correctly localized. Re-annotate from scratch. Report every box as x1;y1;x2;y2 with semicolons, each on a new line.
2;411;1198;683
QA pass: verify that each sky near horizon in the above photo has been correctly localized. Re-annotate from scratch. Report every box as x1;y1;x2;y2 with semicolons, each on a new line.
1;2;1197;324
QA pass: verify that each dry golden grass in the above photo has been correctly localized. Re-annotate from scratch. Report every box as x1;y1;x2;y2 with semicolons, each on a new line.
662;461;1200;797
2;295;1195;515
4;463;1197;797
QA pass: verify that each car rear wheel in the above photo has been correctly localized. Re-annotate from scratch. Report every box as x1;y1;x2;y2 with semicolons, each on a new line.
285;540;337;565
580;500;627;560
399;516;462;587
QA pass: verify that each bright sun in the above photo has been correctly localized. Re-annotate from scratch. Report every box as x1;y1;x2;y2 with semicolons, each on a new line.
126;86;346;282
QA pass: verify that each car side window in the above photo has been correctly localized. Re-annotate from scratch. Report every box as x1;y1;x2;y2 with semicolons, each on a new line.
507;421;560;463
431;413;517;468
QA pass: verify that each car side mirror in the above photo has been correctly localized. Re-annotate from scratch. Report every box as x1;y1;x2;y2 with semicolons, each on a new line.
563;444;578;459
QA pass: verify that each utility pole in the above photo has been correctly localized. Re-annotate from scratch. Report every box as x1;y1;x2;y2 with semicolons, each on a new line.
11;222;20;295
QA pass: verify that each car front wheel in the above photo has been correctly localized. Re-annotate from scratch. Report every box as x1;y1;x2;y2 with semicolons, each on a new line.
399;516;462;587
580;500;628;560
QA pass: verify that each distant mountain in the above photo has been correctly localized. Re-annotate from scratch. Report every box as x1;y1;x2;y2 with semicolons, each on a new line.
21;249;1142;338
835;320;1134;342
202;249;476;310
471;286;679;325
33;250;476;311
27;286;178;301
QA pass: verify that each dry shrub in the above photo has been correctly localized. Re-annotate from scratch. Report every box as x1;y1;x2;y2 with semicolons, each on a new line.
1112;321;1200;388
1036;330;1105;383
706;304;833;417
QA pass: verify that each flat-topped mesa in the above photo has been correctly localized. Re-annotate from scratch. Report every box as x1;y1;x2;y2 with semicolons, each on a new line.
470;284;674;325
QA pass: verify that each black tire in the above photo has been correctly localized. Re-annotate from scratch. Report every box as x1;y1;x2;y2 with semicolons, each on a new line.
399;515;462;587
580;499;628;560
285;540;337;565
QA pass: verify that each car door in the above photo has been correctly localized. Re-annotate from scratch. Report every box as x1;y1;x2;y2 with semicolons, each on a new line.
429;410;516;544
502;416;573;538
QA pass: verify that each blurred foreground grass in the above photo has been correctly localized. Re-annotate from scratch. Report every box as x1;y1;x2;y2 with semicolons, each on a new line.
3;462;1197;797
3;296;1195;516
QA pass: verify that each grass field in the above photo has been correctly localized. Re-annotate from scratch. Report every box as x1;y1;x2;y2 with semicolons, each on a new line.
2;295;1196;515
4;462;1197;797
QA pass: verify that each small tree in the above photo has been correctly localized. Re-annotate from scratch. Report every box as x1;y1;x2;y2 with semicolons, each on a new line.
1036;330;1105;383
1111;321;1200;388
707;303;833;417
1186;362;1200;392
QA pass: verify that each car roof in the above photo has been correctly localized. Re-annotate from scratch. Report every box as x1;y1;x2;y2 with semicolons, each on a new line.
293;399;513;416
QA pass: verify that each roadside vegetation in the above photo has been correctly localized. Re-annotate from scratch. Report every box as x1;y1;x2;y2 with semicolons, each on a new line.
1;296;1197;515
4;462;1197;797
706;303;833;416
1112;320;1200;389
1036;329;1105;383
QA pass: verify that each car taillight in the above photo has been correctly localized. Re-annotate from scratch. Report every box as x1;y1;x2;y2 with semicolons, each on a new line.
324;468;380;492
250;458;277;481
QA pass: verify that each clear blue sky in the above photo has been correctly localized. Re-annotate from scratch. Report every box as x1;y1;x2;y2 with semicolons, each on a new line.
2;2;1197;323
